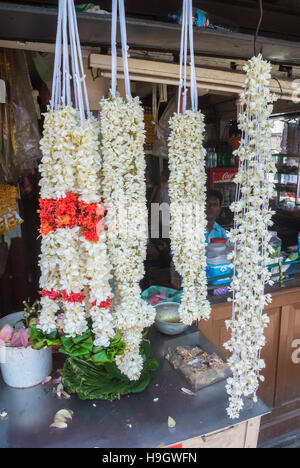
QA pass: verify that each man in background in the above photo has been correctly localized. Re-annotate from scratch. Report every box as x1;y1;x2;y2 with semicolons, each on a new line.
205;189;228;244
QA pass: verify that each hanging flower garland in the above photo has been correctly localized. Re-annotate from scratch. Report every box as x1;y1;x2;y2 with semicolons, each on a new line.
168;0;210;326
225;54;277;419
101;96;156;381
39;107;85;336
38;107;114;345
168;111;211;325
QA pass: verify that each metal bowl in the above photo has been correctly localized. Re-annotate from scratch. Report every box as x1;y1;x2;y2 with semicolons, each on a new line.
154;302;188;336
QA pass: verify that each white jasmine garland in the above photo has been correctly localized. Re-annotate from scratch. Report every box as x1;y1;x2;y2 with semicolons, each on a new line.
80;235;115;347
101;96;156;380
38;107;114;342
74;116;102;204
39;107;79;199
62;301;88;337
168;110;211;325
38;296;60;334
115;326;144;381
225;54;277;419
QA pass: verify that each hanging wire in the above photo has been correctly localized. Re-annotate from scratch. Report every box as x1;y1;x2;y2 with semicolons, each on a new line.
254;0;264;56
110;0;131;99
50;0;90;120
177;0;198;114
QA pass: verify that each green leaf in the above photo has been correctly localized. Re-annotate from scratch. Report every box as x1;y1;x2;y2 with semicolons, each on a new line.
92;350;111;364
109;333;122;347
144;358;159;372
80;337;93;352
140;339;151;360
60;335;74;350
47;330;59;341
72;330;92;344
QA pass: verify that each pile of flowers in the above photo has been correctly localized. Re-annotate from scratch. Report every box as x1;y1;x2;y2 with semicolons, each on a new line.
225;54;277;419
100;96;156;381
38;106;114;348
168;110;211;325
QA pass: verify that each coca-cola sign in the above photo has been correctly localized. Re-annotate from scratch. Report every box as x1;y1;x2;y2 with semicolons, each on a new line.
213;169;237;183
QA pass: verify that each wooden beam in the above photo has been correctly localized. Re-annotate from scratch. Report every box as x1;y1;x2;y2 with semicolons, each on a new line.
90;53;297;101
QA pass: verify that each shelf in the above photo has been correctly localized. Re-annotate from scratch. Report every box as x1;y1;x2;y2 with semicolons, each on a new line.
275;184;298;193
273;153;300;159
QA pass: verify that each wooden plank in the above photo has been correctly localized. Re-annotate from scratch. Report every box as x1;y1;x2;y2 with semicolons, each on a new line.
182;423;247;449
90;53;296;100
244;417;261;449
275;303;300;406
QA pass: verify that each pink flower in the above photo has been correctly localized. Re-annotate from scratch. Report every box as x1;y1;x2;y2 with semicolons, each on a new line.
20;329;29;348
0;324;13;344
10;330;23;347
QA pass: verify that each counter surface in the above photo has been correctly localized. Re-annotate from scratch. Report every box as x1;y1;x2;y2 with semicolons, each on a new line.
0;327;269;448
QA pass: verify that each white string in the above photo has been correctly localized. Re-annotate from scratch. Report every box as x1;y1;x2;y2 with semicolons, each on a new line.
177;0;198;114
62;0;68;106
118;0;131;99
69;0;90;116
51;0;63;109
68;0;79;110
177;0;186;114
110;0;117;97
50;0;90;120
188;0;198;111
183;0;188;114
110;0;131;99
68;0;84;120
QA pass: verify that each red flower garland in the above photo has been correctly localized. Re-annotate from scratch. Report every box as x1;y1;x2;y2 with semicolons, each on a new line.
92;297;112;310
39;289;84;304
38;193;104;242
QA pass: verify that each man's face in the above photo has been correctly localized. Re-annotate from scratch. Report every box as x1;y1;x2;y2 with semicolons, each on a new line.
206;196;221;223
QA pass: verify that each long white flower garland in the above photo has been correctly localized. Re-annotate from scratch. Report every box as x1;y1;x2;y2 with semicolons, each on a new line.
38;106;114;346
225;54;277;419
101;96;156;380
168;111;211;325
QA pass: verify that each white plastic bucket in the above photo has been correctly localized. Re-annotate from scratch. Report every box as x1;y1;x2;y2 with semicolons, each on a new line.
0;312;52;388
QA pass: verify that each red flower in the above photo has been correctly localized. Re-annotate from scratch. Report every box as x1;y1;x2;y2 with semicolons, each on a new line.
92;297;112;310
61;290;84;303
38;194;106;244
38;289;60;300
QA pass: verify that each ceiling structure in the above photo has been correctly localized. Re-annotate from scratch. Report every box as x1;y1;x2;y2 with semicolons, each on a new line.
2;1;300;67
3;0;300;42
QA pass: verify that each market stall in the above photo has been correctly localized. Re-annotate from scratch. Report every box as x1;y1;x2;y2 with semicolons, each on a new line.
0;326;269;448
1;0;300;450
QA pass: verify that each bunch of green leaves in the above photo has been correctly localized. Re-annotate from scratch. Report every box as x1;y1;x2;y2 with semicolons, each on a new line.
28;325;61;349
28;322;125;366
61;338;159;401
59;329;125;365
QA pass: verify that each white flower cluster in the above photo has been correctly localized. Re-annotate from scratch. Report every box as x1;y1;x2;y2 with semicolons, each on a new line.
101;96;156;381
73;116;102;204
40;106;79;199
225;55;277;419
38;106;114;342
168;111;211;325
81;235;114;348
38;296;60;335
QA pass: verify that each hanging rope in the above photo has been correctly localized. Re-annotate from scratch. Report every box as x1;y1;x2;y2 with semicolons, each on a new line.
177;0;198;114
50;0;90;121
254;0;264;56
110;0;131;99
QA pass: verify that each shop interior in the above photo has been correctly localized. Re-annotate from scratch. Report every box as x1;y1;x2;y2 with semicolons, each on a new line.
1;46;300;316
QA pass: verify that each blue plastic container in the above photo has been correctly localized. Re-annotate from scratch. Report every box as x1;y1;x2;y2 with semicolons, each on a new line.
206;238;232;285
